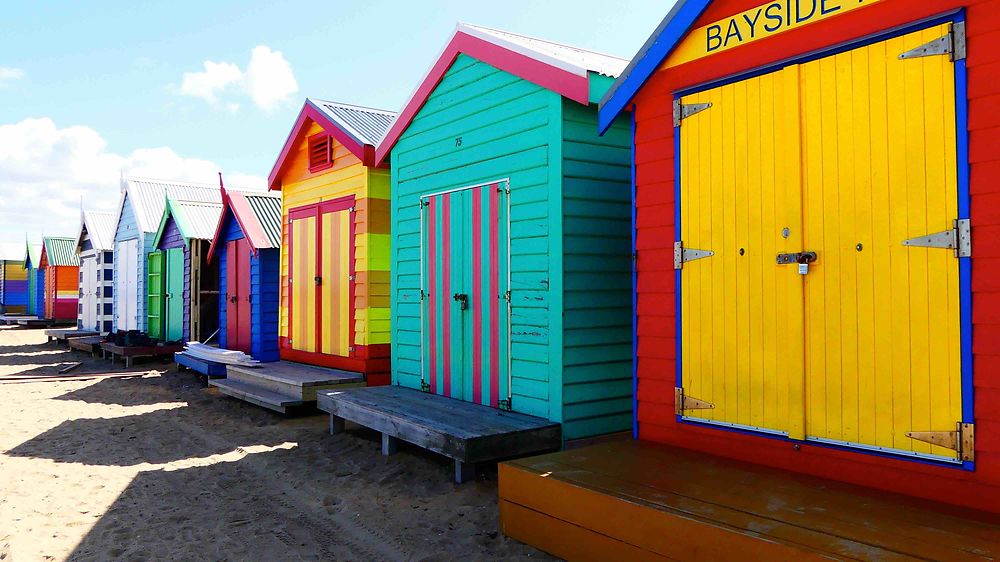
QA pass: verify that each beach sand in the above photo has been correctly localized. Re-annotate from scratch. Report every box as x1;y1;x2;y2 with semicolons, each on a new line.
0;328;552;561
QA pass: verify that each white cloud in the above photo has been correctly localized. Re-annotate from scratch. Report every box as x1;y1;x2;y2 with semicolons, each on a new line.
180;60;243;104
0;67;25;89
176;46;298;112
0;117;265;260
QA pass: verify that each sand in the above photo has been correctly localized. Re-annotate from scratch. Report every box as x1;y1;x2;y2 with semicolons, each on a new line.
0;329;552;561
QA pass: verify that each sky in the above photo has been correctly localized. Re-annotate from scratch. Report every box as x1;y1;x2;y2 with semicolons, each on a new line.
0;0;672;259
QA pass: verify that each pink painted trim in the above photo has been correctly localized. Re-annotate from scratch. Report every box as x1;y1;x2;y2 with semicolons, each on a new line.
427;198;438;394
472;187;483;405
374;31;591;166
441;193;452;398
489;184;500;408
268;102;372;190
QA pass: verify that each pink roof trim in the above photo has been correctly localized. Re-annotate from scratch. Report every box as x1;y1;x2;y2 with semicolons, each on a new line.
207;189;274;262
374;29;590;167
267;102;373;190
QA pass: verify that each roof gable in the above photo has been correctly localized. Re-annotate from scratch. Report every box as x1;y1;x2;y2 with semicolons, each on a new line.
41;237;79;267
119;176;224;234
152;197;224;248
598;0;712;132
374;23;629;166
77;210;116;252
207;189;282;261
23;242;41;270
268;99;397;189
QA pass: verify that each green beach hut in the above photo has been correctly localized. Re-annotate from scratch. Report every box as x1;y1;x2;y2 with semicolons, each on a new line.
379;24;634;441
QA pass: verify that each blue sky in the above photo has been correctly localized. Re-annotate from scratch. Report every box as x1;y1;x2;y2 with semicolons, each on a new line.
0;0;672;258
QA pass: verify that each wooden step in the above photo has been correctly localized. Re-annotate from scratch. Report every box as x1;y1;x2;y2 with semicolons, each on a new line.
209;378;305;414
499;440;1000;562
318;386;561;483
175;352;227;378
226;361;364;402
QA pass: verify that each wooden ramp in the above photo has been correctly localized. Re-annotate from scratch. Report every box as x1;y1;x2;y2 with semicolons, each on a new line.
45;328;99;343
318;386;561;483
499;440;1000;561
100;342;184;368
210;361;364;414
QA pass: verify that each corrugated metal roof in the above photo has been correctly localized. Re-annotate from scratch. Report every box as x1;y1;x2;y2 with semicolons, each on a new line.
121;176;224;234
308;99;397;146
243;193;283;248
43;237;79;267
81;210;117;251
169;198;225;241
461;23;630;78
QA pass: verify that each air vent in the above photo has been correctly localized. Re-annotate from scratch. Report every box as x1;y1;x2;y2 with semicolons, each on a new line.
308;132;333;172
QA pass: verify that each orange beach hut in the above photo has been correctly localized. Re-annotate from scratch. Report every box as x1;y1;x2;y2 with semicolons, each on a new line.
40;236;79;322
269;99;397;384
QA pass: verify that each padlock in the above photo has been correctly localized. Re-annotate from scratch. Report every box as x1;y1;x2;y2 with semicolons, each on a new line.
798;263;809;275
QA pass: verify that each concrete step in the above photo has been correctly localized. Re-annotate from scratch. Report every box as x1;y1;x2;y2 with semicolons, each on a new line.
209;378;305;414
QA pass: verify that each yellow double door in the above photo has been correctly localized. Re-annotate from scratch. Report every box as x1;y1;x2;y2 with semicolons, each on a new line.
678;24;965;462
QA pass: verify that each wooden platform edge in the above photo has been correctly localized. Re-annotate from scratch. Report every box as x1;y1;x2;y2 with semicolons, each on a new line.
498;463;836;562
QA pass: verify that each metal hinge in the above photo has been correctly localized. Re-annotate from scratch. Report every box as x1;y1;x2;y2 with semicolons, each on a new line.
907;422;975;462
349;206;356;213
674;241;714;270
673;99;713;127
348;274;356;281
499;398;513;412
675;387;715;415
902;219;971;257
899;22;966;61
503;290;511;303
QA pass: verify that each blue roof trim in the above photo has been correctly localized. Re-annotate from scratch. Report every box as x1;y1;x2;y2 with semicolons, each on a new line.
598;0;712;133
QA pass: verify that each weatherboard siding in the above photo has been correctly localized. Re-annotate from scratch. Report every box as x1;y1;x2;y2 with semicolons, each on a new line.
391;54;559;421
559;99;633;440
113;193;147;332
252;250;281;362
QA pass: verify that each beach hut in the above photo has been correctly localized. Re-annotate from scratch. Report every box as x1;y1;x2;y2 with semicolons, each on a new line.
0;259;28;315
206;188;282;360
147;196;224;343
23;242;44;317
377;24;634;441
40;237;79;322
75;210;116;334
112;177;221;333
268;99;397;383
586;0;997;515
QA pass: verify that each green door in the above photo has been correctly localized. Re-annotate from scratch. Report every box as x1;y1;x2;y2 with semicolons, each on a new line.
147;251;164;340
165;248;185;342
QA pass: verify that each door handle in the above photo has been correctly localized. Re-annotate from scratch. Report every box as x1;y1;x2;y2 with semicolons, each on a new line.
315;276;322;286
453;293;469;311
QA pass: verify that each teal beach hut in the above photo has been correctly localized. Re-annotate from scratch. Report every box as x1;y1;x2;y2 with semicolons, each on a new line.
23;242;44;317
379;24;634;441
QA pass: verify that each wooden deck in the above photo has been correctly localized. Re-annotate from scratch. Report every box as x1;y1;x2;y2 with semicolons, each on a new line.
174;351;228;378
0;314;32;325
210;361;364;414
16;317;54;327
318;386;561;483
100;342;184;368
499;440;1000;561
68;336;104;355
45;328;99;343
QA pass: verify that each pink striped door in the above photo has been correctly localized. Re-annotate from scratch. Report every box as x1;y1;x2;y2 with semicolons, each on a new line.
422;183;509;408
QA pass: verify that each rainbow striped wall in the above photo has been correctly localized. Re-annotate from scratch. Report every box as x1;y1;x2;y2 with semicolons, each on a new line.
276;122;391;381
0;260;28;314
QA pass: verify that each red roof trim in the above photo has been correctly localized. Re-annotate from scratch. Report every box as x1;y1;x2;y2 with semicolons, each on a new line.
268;102;372;190
374;30;590;167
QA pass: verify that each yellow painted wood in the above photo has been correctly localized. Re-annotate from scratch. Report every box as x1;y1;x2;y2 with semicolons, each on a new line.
679;66;805;436
800;24;961;458
320;210;351;357
291;216;317;353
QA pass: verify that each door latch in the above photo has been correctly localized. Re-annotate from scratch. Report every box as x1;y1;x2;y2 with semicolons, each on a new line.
314;276;322;286
453;293;469;311
776;252;818;275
